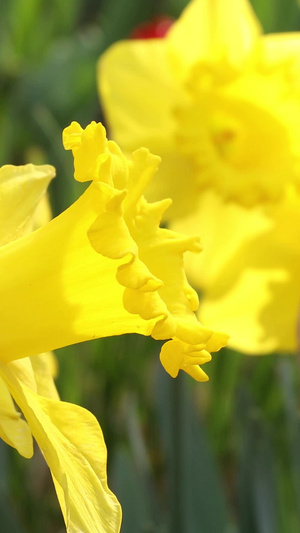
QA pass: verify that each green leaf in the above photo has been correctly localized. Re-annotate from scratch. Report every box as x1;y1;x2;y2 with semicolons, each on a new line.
156;369;231;533
0;442;24;533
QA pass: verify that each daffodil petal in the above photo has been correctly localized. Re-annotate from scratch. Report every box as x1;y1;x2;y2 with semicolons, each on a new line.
262;33;300;67
0;374;33;458
0;360;121;533
32;194;53;230
200;266;292;354
199;191;300;354
30;353;60;400
171;190;273;291
160;340;213;382
99;39;185;152
167;0;262;80
0;164;55;245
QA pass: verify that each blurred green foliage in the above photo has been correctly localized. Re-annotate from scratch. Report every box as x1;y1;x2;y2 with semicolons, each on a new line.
2;0;300;532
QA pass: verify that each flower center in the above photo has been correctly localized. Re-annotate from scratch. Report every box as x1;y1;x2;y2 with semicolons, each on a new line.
209;111;240;163
174;63;299;206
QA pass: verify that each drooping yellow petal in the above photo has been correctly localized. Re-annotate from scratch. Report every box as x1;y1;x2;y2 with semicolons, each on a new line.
30;353;59;400
0;164;55;245
0;373;33;458
0;353;58;458
167;0;262;80
0;359;121;533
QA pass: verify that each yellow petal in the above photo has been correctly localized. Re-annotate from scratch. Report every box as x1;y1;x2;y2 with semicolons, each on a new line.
160;340;215;382
167;0;262;80
30;353;60;400
0;164;55;245
32;194;53;229
0;373;33;458
63;122;113;184
171;190;272;291
99;39;186;152
99;0;300;211
194;189;300;354
262;33;300;67
0;351;59;457
0;360;121;533
200;266;293;354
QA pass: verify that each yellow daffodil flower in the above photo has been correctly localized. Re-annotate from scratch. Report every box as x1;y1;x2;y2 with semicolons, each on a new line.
99;0;300;354
0;122;227;531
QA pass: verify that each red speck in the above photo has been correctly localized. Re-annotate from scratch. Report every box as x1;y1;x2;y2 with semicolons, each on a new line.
130;15;174;39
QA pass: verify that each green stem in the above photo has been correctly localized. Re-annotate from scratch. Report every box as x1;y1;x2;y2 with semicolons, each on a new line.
170;373;184;533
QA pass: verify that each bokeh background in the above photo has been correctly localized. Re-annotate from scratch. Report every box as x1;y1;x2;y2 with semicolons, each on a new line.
1;0;300;531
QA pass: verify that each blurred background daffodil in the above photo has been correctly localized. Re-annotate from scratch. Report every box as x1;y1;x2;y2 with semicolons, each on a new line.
99;0;300;355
